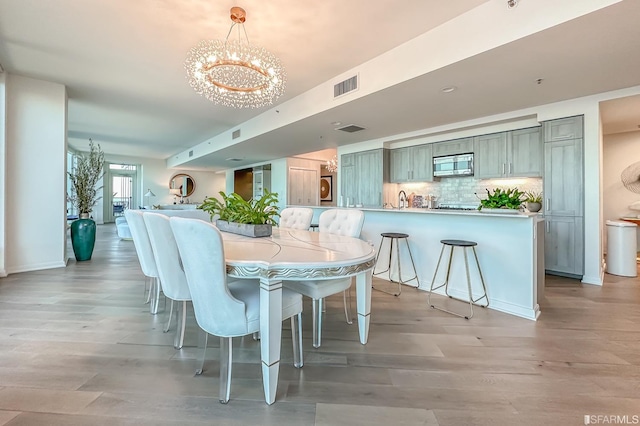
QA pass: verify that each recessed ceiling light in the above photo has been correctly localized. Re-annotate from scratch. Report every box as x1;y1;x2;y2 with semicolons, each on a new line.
441;86;456;93
331;121;342;126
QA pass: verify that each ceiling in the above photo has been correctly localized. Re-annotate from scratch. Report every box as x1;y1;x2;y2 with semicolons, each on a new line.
1;0;640;171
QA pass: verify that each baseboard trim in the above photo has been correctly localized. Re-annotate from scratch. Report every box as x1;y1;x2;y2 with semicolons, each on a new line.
7;261;67;275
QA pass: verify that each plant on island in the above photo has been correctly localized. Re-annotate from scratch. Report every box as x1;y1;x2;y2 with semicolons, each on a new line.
67;139;105;216
198;190;280;224
523;191;542;204
476;187;524;210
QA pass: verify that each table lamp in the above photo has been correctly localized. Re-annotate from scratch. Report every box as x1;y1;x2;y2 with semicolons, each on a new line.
144;189;156;208
170;188;181;204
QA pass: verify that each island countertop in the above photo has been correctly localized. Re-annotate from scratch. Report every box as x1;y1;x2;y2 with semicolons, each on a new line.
344;206;541;219
300;206;544;320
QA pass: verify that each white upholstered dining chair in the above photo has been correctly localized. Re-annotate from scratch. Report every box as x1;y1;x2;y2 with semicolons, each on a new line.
169;217;304;404
279;207;314;230
124;209;161;314
283;208;365;348
143;212;191;349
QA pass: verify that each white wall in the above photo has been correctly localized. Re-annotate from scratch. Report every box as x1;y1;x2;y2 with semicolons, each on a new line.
0;72;6;277
5;74;67;273
603;130;640;249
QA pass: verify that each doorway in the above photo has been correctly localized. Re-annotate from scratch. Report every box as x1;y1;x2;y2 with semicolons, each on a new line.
105;163;138;223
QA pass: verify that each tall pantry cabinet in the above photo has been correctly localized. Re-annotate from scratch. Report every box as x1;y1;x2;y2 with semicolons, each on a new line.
542;116;584;278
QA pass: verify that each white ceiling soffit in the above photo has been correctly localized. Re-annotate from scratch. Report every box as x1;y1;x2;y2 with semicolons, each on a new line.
1;0;637;171
173;0;640;171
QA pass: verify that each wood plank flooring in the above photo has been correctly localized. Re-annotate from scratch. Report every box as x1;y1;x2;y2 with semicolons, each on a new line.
0;224;639;425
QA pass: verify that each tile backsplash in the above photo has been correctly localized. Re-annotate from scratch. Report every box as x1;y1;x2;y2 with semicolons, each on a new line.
387;177;543;207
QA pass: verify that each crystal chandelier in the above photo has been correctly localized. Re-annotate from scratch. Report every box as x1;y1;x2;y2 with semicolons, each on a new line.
184;7;286;109
326;155;338;173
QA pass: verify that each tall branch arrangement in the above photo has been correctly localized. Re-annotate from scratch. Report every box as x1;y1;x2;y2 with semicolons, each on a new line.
68;139;105;215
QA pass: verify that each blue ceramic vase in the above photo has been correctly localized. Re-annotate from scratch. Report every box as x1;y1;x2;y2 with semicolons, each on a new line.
71;216;96;261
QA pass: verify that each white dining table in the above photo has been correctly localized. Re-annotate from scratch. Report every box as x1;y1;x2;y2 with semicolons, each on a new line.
220;227;376;405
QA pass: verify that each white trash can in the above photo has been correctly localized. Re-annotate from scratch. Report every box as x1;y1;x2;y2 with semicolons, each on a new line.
606;220;638;277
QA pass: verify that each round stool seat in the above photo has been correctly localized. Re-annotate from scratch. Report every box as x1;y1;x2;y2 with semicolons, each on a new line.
440;239;477;247
381;232;409;239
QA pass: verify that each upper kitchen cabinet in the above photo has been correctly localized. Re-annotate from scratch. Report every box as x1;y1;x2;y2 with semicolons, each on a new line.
390;144;433;183
510;127;543;177
474;133;507;179
543;116;583;142
341;149;389;207
474;128;542;179
432;137;473;157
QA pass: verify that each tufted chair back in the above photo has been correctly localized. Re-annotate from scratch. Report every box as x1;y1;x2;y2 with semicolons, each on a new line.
279;207;313;230
170;217;250;337
143;212;191;301
318;209;364;238
124;209;158;278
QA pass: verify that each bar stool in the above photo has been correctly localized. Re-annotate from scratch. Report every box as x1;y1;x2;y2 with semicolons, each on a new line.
372;232;419;296
428;239;488;319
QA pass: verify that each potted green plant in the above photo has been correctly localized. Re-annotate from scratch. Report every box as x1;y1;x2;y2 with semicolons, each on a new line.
198;190;280;237
523;191;543;212
67;139;105;260
477;187;524;213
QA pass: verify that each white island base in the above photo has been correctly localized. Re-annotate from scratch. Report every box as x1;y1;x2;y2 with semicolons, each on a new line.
307;207;545;320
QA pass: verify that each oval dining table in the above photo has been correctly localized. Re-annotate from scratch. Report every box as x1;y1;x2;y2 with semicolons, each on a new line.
220;227;376;404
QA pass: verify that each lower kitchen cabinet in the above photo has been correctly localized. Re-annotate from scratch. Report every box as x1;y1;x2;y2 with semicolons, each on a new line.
544;215;584;277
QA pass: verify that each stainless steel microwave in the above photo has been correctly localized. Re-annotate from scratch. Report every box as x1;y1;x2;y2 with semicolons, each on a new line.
433;153;474;177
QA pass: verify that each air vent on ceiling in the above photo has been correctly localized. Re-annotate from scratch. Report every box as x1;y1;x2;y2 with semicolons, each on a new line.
225;158;243;162
334;75;358;98
188;150;193;157
335;124;366;133
232;129;241;139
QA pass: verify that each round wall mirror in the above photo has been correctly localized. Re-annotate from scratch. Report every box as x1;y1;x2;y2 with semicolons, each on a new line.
169;173;196;197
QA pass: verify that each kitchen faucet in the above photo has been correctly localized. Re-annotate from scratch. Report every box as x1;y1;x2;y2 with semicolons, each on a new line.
398;190;408;209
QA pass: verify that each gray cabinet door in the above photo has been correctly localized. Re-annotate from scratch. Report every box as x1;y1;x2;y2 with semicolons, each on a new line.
340;154;357;205
411;144;433;181
544;215;584;276
356;149;383;207
544;138;583;216
543;116;583;141
509;127;542;177
432;137;473;157
474;133;507;179
390;148;410;183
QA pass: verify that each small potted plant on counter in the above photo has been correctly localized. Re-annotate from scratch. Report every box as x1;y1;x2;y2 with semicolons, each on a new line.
477;187;524;213
523;191;543;212
198;190;280;237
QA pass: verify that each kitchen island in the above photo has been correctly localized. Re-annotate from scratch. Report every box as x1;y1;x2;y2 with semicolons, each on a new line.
301;207;544;320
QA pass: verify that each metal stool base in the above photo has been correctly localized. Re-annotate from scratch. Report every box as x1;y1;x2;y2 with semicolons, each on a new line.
372;233;419;296
428;241;488;319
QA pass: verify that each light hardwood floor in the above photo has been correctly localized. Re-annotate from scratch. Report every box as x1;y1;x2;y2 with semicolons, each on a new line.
0;224;639;426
